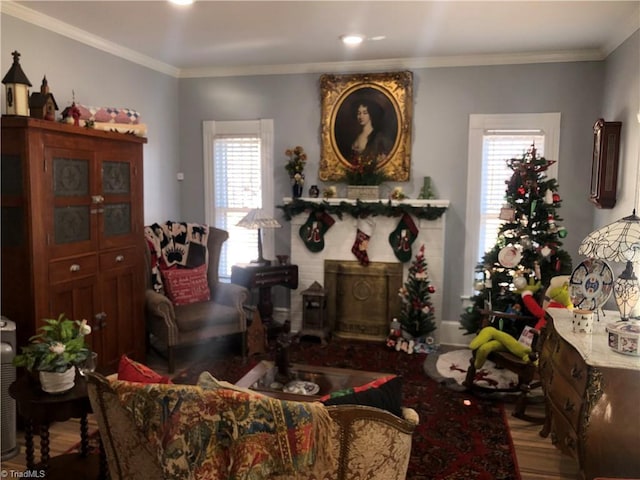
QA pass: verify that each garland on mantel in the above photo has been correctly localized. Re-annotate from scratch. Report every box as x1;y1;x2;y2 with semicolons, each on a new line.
277;199;447;221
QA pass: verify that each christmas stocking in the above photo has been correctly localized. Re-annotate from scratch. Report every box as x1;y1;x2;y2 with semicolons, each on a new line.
388;213;418;262
299;211;335;252
351;217;375;266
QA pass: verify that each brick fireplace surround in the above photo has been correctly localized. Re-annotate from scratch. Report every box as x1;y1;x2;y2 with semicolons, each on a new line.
287;197;449;341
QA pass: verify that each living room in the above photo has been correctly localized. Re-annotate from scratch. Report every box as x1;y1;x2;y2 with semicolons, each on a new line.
1;1;639;479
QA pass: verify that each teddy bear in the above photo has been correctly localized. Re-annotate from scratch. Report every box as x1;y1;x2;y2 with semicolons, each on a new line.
469;275;572;370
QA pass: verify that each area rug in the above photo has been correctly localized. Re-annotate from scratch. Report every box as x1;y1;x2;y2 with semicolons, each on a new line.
174;338;522;480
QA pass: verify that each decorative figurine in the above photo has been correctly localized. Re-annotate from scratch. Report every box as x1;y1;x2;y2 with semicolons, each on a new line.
2;50;32;116
29;76;58;121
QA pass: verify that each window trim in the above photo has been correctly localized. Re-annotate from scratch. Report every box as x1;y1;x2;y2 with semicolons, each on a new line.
463;113;561;296
202;119;275;274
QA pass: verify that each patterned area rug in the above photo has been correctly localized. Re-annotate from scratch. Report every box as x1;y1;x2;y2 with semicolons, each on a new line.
174;338;522;480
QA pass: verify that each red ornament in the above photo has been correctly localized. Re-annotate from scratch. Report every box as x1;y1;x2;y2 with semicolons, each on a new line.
518;187;526;195
428;285;435;294
553;193;561;202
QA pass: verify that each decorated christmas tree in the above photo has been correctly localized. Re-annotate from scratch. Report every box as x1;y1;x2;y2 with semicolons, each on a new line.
460;145;573;335
398;244;437;338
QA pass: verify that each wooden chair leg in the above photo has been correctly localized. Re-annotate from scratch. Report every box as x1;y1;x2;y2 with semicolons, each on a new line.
463;355;477;389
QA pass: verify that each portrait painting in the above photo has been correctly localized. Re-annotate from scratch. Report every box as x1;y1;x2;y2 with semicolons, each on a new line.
319;71;413;182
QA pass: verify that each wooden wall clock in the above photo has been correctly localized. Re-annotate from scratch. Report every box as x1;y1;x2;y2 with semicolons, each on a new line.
590;118;622;208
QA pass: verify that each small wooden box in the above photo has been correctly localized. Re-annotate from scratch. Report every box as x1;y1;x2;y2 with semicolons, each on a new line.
347;185;379;200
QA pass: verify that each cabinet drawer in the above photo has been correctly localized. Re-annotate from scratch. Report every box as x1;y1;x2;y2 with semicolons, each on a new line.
546;369;584;429
548;401;579;460
551;339;588;395
49;255;98;284
99;247;138;271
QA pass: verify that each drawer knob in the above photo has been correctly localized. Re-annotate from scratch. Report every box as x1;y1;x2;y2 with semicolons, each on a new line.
115;255;124;262
69;264;81;272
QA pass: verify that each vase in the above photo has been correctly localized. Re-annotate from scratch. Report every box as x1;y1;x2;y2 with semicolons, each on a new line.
39;366;75;394
292;183;304;198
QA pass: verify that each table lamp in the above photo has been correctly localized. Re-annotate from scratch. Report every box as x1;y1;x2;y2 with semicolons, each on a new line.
578;210;640;320
236;209;281;266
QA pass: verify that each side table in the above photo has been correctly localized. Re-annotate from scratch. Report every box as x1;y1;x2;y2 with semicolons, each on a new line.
231;264;299;324
9;373;107;480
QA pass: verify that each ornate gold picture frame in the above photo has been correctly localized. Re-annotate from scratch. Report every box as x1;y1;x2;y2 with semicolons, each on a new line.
319;71;413;182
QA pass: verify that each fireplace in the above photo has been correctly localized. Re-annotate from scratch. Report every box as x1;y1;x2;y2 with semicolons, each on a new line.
325;260;403;340
287;198;449;340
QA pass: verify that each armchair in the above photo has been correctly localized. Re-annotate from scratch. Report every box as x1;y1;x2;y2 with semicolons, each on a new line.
144;223;249;372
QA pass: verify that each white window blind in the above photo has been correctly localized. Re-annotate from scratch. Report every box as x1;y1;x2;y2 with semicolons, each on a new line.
479;134;545;260
213;136;262;277
203;119;274;280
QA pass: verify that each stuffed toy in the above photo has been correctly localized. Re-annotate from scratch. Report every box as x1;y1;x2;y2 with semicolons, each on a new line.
469;326;536;369
469;275;572;369
521;275;572;330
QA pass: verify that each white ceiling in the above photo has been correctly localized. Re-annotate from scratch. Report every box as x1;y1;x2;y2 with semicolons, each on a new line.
4;1;640;78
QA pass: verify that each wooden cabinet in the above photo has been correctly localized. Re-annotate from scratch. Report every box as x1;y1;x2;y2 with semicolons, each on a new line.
1;117;147;372
540;309;640;480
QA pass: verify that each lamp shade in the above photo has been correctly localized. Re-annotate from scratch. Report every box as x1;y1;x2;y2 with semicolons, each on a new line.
236;209;281;230
578;211;640;263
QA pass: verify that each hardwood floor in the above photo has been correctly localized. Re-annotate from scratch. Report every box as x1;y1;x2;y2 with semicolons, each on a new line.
2;346;580;479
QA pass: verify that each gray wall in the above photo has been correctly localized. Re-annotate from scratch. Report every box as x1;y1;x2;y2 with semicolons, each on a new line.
1;14;181;223
177;62;607;321
3;12;639;322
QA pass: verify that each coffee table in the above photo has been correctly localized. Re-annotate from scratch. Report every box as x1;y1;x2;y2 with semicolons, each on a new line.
235;360;388;401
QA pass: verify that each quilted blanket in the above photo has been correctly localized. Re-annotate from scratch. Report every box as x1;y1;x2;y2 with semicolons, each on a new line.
144;221;209;293
112;380;335;479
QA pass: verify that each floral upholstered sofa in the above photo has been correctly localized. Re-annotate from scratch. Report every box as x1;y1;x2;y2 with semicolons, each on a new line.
86;372;419;480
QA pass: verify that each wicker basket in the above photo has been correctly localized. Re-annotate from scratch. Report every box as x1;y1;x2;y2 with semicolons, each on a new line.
346;185;380;200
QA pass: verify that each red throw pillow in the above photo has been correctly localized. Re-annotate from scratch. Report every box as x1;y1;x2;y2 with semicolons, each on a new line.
117;355;172;384
161;264;210;306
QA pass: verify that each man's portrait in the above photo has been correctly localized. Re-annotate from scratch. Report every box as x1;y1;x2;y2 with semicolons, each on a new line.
319;71;413;182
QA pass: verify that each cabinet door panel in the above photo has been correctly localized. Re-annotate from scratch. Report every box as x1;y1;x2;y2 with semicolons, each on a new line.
46;147;99;259
100;262;145;371
48;275;101;354
98;144;143;250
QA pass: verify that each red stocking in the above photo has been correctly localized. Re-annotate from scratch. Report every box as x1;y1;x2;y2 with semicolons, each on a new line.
351;217;375;266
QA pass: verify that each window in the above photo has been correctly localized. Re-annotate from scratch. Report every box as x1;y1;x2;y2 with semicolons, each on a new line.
463;113;560;296
203;120;274;279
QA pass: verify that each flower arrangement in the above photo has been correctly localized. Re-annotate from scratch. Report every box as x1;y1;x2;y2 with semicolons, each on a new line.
285;146;307;186
344;155;388;186
13;314;92;373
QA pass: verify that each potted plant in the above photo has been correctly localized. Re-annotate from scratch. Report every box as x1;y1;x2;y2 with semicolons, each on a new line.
13;314;92;394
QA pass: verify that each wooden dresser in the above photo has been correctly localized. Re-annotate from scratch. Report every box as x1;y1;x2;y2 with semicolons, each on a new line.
540;309;640;480
1;117;147;372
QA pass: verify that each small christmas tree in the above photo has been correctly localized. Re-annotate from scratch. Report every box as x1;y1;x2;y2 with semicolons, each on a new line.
398;244;437;338
460;144;573;335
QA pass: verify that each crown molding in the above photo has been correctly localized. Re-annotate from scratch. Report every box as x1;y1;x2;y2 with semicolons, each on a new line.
1;1;179;77
602;4;640;56
178;50;605;78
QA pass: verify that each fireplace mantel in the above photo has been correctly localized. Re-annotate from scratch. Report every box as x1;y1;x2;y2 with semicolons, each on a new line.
285;197;449;340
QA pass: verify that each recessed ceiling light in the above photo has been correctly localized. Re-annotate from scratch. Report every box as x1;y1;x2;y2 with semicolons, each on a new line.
340;34;364;46
169;0;194;5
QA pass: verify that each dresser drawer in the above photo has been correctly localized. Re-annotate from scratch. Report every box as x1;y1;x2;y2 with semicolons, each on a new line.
49;255;98;284
546;369;584;430
551;338;588;395
99;247;138;271
548;401;579;460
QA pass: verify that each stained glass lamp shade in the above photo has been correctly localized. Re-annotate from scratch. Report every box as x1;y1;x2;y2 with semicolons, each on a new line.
236;209;281;266
579;210;640;320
